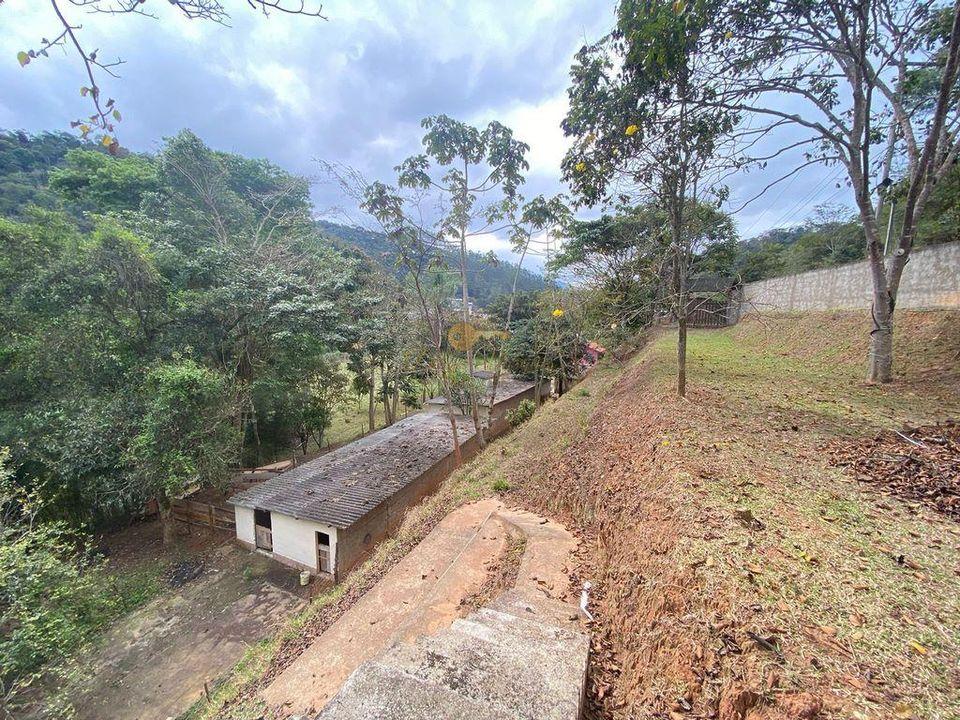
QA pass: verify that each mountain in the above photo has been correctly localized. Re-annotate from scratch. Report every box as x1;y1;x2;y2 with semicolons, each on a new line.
317;220;545;307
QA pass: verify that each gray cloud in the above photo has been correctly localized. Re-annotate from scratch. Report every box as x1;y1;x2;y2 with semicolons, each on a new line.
1;0;856;266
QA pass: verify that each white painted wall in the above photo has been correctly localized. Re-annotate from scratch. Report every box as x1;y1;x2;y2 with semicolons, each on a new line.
235;506;255;545
271;512;338;573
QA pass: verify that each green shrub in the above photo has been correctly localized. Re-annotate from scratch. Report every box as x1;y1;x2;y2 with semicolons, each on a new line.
0;448;163;709
447;368;487;415
492;478;511;493
505;399;536;428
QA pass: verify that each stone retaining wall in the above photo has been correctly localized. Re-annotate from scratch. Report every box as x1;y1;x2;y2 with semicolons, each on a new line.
743;242;960;313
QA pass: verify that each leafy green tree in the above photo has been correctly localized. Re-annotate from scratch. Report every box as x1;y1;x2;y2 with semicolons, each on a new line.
0;131;84;218
1;129;374;534
553;205;670;333
49;148;159;213
446;367;487;416
562;0;737;396
486;291;539;325
784;206;864;273
126;361;238;545
737;240;787;282
503;295;587;393
394;115;531;444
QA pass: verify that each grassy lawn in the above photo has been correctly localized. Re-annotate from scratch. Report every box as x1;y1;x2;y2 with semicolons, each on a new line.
667;314;960;718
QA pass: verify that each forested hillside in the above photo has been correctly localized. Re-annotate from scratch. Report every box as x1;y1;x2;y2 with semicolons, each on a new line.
0;133;545;308
0;130;86;217
317;221;545;306
0;129;409;531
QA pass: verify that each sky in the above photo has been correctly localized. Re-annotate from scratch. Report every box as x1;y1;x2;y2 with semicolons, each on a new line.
1;0;855;269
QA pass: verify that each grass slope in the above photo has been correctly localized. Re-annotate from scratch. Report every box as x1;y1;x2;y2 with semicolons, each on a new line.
508;310;959;720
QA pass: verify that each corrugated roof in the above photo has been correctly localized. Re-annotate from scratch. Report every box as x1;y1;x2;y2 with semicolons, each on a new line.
424;373;537;408
228;412;477;528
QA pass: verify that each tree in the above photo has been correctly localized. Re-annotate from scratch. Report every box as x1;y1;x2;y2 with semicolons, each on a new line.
357;181;469;464
297;354;349;453
446;367;486;416
710;0;960;381
503;295;588;394
0;130;367;530
394;115;531;444
0;448;102;707
126;360;238;545
13;0;326;150
554;205;672;333
562;0;738;396
482;194;568;431
0;131;85;218
49;148;159;213
486;290;539;325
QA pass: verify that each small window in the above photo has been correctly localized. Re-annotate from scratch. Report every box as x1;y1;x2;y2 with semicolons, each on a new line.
317;531;330;547
254;508;272;528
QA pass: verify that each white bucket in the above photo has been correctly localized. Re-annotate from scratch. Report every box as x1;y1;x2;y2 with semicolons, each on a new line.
299;570;311;586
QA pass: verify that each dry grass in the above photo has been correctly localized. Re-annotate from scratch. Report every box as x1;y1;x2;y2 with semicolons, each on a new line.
507;310;960;720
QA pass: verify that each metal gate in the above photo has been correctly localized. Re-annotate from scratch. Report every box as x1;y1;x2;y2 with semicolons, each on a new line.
687;298;729;328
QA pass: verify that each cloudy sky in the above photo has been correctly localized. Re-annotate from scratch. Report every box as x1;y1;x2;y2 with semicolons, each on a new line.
1;0;853;268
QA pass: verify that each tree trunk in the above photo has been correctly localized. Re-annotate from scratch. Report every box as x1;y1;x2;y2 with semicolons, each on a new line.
672;238;688;398
159;494;177;546
867;293;895;383
368;363;376;432
677;315;687;398
486;239;530;435
456;164;485;449
458;275;485;448
438;362;463;466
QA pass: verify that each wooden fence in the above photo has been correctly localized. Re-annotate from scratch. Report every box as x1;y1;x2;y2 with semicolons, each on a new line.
171;498;236;531
169;469;282;531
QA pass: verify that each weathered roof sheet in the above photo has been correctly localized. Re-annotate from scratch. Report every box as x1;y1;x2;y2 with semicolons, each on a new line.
689;273;739;293
228;413;476;528
425;372;537;408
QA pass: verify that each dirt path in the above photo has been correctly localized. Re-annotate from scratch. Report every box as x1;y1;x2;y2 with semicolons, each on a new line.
70;545;306;720
260;499;505;717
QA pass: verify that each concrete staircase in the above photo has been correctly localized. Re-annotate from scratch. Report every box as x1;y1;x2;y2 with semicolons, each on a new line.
314;593;590;720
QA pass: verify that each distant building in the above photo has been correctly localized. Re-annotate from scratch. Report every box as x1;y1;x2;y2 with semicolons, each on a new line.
228;373;543;580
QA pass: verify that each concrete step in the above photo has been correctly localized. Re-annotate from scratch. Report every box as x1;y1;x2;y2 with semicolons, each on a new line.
486;588;583;630
371;617;587;720
456;606;586;648
314;661;517;720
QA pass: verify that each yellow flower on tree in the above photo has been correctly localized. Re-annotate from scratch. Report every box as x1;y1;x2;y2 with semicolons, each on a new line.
552;308;564;318
625;124;639;136
574;161;587;172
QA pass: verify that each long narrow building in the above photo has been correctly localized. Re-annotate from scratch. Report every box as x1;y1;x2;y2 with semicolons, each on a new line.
229;374;544;580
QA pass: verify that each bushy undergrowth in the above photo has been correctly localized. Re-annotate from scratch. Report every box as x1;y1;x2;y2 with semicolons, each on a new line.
505;398;536;427
0;448;163;713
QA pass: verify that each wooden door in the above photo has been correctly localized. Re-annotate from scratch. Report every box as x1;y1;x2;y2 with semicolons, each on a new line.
317;531;331;574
